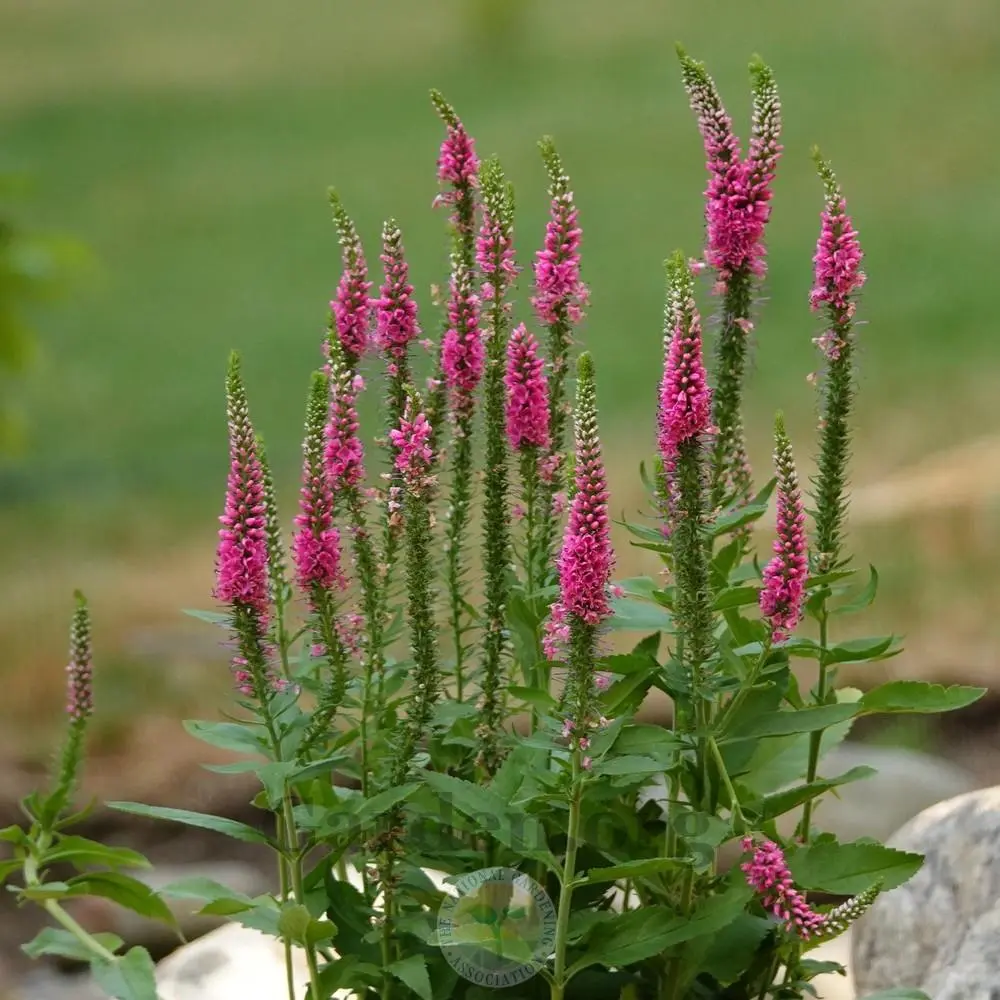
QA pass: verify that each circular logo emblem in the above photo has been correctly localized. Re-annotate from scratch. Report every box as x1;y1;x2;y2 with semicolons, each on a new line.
437;867;557;988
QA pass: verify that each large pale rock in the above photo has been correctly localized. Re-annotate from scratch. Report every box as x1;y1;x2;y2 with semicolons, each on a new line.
852;786;1000;998
807;931;854;1000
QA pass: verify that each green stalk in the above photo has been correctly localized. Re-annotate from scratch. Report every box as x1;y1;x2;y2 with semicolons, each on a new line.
800;607;829;842
550;752;584;1000
445;417;475;701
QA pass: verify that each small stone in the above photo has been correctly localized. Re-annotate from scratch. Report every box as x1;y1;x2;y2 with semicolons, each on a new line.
852;786;1000;998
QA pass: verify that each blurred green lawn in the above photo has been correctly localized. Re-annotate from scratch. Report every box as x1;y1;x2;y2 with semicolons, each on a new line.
2;0;1000;723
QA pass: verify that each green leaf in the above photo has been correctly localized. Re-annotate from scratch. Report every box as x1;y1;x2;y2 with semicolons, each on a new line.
612;725;680;764
830;565;879;616
66;872;178;928
713;586;760;611
91;946;159;1000
158;876;255;914
389;955;434;1000
350;783;421;830
22;927;124;961
708;501;769;538
826;636;897;664
43;836;151;872
728;703;857;739
506;685;557;712
278;902;337;947
594;755;668;777
789;842;923;894
859;681;987;716
615;576;667;603
181;607;230;625
183;719;266;755
421;772;555;868
609;596;673;632
106;802;272;846
578;857;693;886
748;766;876;822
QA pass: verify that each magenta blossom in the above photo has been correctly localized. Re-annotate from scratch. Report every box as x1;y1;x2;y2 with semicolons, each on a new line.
436;117;479;198
293;377;345;596
809;155;866;335
555;357;613;627
390;402;435;494
477;198;517;302
657;277;712;463
374;220;420;363
442;263;484;406
216;358;270;621
532;186;589;327
329;197;372;361
759;417;807;641
680;51;782;281
741;838;826;938
505;324;550;451
324;357;366;492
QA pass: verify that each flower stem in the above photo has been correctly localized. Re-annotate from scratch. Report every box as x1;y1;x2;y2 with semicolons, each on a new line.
550;752;584;1000
800;604;829;842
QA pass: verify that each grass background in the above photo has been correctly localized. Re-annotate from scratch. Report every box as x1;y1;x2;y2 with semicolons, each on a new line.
2;0;1000;745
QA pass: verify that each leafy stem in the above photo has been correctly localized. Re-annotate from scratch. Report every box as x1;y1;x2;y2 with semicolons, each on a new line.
550;752;584;1000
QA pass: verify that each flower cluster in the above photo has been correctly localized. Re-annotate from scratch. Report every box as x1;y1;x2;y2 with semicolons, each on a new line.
329;193;372;362
65;593;93;723
374;220;420;365
678;49;782;282
390;402;435;494
476;189;517;303
441;260;484;407
324;351;366;492
505;324;550;451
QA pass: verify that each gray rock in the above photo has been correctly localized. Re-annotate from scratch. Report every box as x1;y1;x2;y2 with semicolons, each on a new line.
852;785;1000;999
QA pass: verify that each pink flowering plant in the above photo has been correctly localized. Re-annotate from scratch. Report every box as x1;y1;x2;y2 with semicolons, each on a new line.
3;49;987;1000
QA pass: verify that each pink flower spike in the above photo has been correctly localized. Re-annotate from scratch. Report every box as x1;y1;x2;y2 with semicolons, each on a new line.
505;324;551;451
293;372;345;596
324;352;366;492
329;193;372;362
657;255;712;463
477;196;517;303
556;353;613;626
810;153;866;318
759;415;807;641
741;838;826;939
442;260;484;406
374;220;420;362
435;113;479;196
390;399;435;494
216;355;270;621
532;145;589;326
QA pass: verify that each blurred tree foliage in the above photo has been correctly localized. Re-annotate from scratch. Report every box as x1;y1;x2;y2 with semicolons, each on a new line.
0;165;91;453
466;0;530;58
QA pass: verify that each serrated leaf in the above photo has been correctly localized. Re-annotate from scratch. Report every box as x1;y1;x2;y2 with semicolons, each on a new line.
748;766;876;821
66;872;177;928
107;802;272;846
91;946;159;1000
158;875;255;912
826;635;897;664
506;686;557;712
345;783;421;832
830;565;879;616
713;586;760;611
181;608;230;625
859;681;987;716
389;955;433;1000
789;842;922;894
421;772;555;868
728;703;857;739
578;857;693;886
183;719;266;755
612;725;680;763
278;902;336;947
23;927;124;961
609;597;673;632
594;755;667;777
43;835;151;872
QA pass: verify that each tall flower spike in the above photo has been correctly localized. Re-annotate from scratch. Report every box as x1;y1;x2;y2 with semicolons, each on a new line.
216;353;270;620
533;138;589;328
741;838;880;942
658;253;712;464
810;151;866;572
375;219;420;367
390;395;435;496
747;55;783;234
554;352;613;629
505;324;550;451
294;371;345;596
324;342;366;492
255;436;290;607
759;414;807;640
65;591;93;722
329;190;372;364
442;255;484;409
432;90;480;210
476;160;517;303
